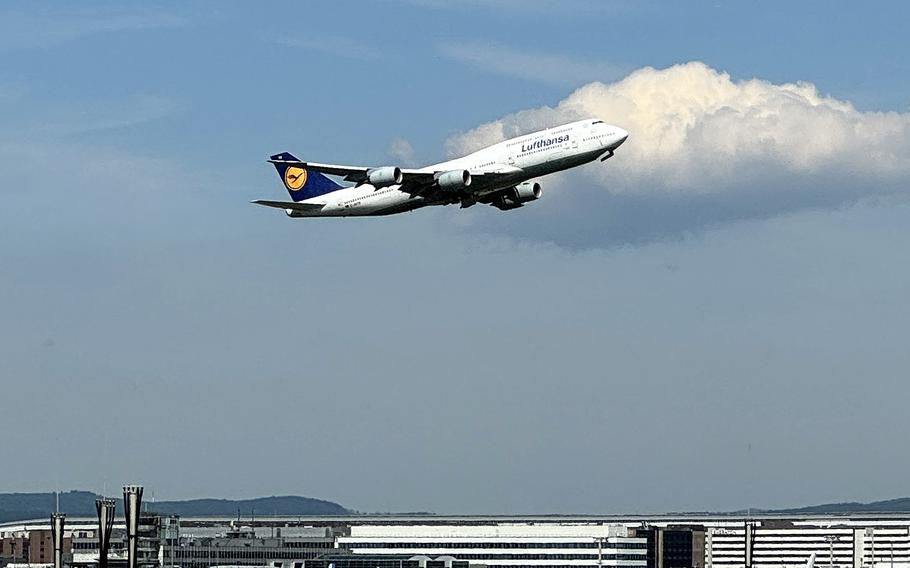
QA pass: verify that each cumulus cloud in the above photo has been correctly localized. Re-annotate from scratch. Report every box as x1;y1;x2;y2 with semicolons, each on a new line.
445;62;910;247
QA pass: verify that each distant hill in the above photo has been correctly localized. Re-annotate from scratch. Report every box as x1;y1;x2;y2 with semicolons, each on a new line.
768;497;910;514
0;491;102;523
0;491;349;523
5;491;910;523
150;496;349;517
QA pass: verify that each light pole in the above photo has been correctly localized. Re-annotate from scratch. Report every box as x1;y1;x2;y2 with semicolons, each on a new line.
825;534;840;568
824;535;840;568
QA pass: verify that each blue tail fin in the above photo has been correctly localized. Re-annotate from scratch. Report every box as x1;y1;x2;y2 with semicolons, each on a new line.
270;152;343;202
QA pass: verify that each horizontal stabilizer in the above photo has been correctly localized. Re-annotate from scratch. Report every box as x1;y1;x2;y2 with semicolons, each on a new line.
251;199;325;211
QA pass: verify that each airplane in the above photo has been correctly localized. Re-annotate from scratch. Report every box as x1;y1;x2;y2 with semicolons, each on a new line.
253;118;628;217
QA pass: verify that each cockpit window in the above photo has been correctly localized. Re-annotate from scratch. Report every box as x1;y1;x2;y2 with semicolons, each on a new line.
592;120;604;124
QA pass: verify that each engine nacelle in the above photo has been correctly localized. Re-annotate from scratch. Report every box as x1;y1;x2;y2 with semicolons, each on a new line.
367;166;403;187
511;181;542;203
436;169;472;191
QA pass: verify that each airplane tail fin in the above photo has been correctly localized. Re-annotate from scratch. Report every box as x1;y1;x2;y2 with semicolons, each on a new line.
270;152;343;202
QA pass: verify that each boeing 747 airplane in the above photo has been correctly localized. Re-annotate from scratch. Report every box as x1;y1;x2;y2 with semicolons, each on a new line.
253;119;628;217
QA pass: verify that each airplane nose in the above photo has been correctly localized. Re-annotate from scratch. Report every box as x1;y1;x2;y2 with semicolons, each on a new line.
613;128;629;148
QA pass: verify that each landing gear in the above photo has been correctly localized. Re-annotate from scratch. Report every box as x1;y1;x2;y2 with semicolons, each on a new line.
600;149;615;162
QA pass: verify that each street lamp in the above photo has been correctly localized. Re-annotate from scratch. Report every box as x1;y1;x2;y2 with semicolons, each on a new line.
824;535;841;568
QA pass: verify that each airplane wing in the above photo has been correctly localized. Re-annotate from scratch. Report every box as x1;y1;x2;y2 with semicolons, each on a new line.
251;199;325;212
268;158;433;183
268;157;518;192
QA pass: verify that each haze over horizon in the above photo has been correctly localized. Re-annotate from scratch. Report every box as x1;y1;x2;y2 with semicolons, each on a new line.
2;1;910;515
7;489;910;519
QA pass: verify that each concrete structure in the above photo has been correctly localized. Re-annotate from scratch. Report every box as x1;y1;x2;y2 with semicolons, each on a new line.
122;487;143;568
95;499;117;568
96;498;116;568
51;514;65;568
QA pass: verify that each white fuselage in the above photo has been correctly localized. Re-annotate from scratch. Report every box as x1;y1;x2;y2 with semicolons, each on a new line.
299;119;627;216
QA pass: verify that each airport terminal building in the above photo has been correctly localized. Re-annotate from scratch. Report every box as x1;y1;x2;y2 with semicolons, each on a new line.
3;514;910;568
702;519;910;568
337;523;648;568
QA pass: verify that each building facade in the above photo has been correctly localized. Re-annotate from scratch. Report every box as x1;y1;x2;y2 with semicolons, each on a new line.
1;529;72;567
168;524;338;568
337;523;649;568
635;527;706;568
301;554;470;568
704;521;910;568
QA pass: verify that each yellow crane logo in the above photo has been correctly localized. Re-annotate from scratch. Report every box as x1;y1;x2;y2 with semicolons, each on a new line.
284;167;308;190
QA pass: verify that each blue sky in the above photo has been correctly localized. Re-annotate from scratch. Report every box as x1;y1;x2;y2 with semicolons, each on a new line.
1;1;910;514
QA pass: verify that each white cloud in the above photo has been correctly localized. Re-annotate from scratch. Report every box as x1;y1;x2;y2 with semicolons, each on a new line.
29;95;181;136
437;41;624;87
449;61;910;191
0;9;184;51
444;62;910;247
276;35;383;61
387;137;417;166
395;0;624;16
0;92;196;205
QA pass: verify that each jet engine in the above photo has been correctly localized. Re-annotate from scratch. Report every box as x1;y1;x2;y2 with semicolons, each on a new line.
487;180;543;210
436;169;472;191
510;180;542;203
367;166;403;187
